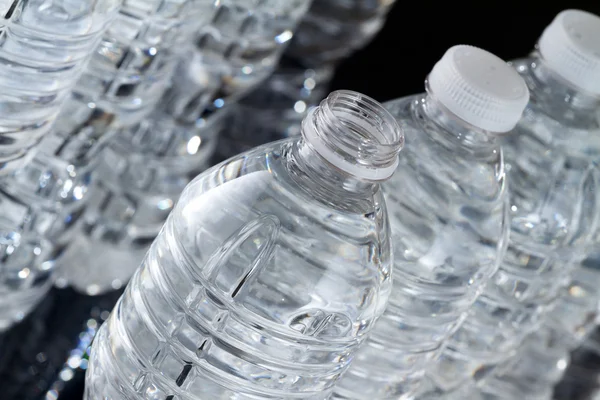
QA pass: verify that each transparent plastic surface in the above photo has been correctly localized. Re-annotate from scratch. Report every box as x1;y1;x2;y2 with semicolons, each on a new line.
478;253;600;399
287;0;398;65
165;0;312;124
41;0;218;169
57;111;225;295
0;0;122;330
57;0;311;295
0;0;121;174
430;57;600;393
219;0;397;160
333;94;509;399
0;152;91;331
84;91;402;399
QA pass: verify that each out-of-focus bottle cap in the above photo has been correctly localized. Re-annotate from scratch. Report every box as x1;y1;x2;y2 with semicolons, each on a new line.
538;9;600;96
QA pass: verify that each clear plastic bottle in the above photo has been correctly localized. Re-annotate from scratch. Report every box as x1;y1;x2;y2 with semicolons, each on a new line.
84;90;403;399
219;0;397;159
57;0;312;296
0;0;122;331
428;9;600;395
332;45;529;400
0;0;121;175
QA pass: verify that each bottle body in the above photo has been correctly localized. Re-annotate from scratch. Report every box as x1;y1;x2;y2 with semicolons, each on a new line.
0;151;92;330
0;0;121;174
429;57;600;392
85;137;393;399
333;94;509;399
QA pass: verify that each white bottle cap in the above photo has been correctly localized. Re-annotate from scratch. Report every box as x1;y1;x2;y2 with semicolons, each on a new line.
427;45;530;133
538;9;600;96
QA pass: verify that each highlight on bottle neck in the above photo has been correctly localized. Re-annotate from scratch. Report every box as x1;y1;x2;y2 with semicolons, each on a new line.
537;9;600;97
425;45;530;134
301;90;404;182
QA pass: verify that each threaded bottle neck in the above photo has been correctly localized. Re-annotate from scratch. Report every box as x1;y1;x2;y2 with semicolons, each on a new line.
301;90;403;182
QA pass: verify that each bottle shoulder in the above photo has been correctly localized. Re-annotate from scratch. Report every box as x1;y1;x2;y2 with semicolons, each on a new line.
384;95;507;208
512;57;600;150
165;139;393;341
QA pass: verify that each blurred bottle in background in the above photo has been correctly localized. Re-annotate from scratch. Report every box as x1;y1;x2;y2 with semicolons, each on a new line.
0;0;122;175
51;0;222;295
217;0;397;160
0;0;122;332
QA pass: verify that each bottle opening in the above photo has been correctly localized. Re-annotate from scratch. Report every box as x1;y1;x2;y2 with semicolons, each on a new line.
302;90;403;181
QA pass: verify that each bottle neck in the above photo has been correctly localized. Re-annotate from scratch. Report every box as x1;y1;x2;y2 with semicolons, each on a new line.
287;138;380;197
285;90;403;200
416;93;499;150
526;54;600;120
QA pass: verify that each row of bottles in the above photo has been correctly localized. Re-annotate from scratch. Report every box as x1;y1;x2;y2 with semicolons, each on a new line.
83;8;600;400
0;2;599;399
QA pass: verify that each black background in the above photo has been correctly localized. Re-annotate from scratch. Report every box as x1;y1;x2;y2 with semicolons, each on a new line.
331;1;600;103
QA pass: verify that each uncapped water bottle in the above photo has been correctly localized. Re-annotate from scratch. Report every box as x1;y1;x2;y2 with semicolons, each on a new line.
333;45;529;399
84;89;403;399
429;9;600;397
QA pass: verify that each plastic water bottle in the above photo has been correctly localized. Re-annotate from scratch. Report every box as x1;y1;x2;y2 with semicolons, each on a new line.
0;0;122;332
332;45;529;400
0;0;121;175
428;9;600;395
220;0;397;158
57;0;312;296
84;89;403;399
